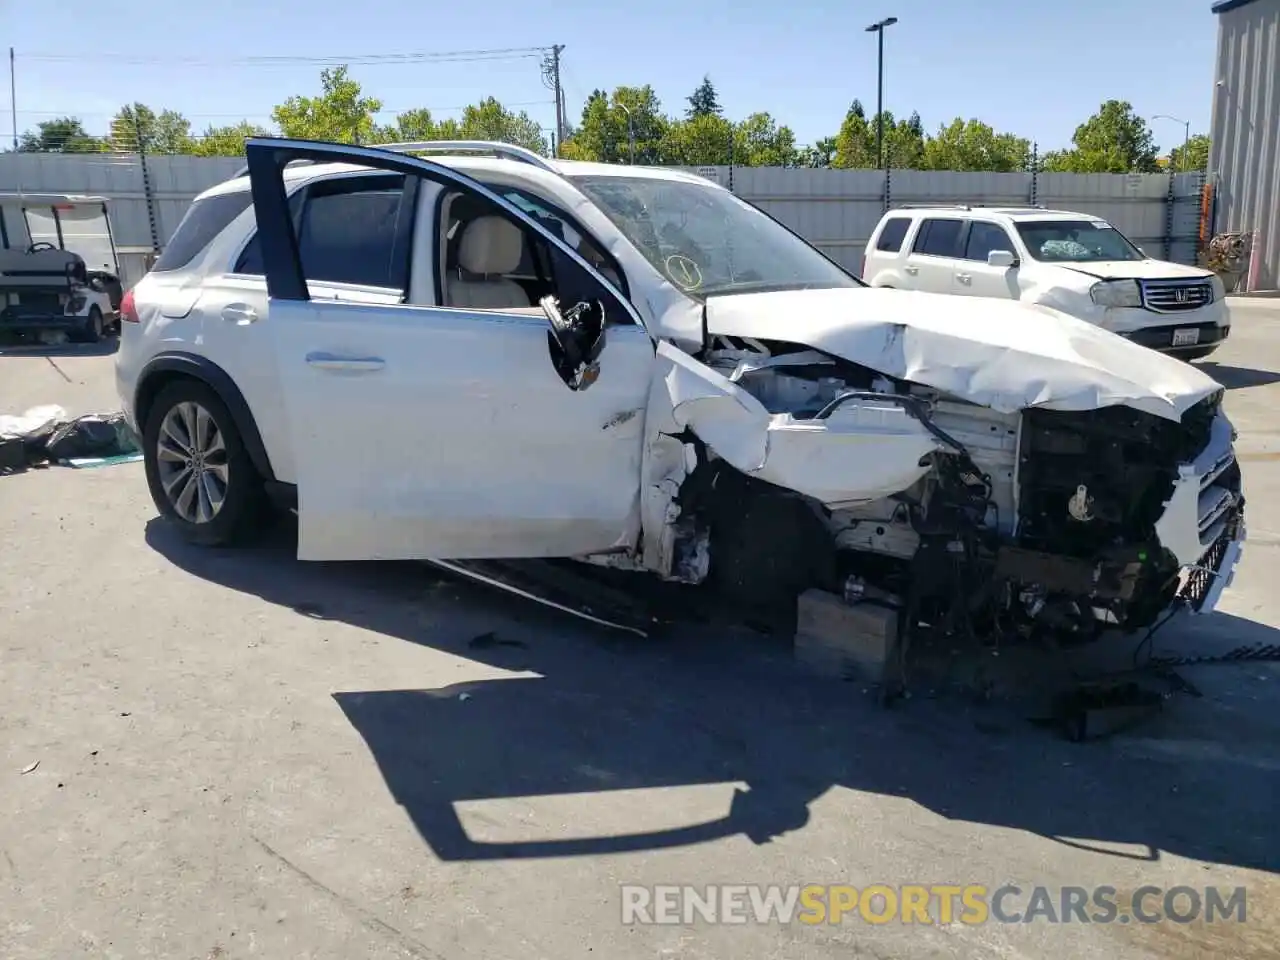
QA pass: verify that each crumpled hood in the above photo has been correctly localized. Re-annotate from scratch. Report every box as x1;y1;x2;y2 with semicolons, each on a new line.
1057;259;1215;281
702;287;1222;422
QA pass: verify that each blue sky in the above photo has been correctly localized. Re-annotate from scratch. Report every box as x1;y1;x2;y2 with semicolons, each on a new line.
9;0;1219;153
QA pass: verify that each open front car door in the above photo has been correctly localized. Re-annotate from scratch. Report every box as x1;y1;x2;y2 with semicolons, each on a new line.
243;138;656;562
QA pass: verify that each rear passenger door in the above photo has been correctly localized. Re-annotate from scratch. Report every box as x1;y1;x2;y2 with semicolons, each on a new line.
954;220;1021;300
903;217;964;294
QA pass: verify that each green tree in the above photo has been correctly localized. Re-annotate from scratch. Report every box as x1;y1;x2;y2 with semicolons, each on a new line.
733;112;797;166
190;121;275;157
376;108;438;142
686;75;722;119
921;118;1031;172
109;103;193;153
457;97;548;154
560;86;667;163
1169;133;1210;172
833;100;874;168
884;111;925;169
17;117;105;153
663;113;735;165
797;136;837;168
1041;99;1159;173
272;66;383;144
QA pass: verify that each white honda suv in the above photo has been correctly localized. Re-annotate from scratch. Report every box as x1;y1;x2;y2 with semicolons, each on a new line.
115;138;1244;653
862;206;1230;360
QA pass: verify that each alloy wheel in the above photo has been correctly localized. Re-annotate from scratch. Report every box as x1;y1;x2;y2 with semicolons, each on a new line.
155;401;230;523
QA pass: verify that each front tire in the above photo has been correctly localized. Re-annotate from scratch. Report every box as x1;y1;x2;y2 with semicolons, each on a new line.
143;380;265;546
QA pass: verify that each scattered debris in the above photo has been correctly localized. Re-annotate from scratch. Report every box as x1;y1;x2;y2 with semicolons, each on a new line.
20;760;39;775
1150;642;1280;668
0;406;140;475
1050;682;1166;742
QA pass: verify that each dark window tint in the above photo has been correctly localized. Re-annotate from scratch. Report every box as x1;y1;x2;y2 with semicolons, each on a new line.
875;217;911;252
963;222;1016;261
296;175;410;289
911;218;964;257
151;191;253;272
233;190;304;275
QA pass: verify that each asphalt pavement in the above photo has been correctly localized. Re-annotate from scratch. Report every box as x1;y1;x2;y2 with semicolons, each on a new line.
1;301;1278;959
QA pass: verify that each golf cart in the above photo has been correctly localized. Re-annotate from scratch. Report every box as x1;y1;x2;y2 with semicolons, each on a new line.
0;193;123;344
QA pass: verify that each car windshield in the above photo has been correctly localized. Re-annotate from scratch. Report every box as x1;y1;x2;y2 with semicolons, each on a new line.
571;175;861;300
1015;219;1145;263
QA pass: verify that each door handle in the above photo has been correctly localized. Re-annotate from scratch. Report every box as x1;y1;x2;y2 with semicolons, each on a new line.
956;273;972;284
305;351;386;373
904;265;919;276
221;303;258;324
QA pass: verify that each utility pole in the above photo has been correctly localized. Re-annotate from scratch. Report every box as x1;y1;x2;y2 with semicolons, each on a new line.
551;44;565;152
1154;113;1191;170
541;44;567;156
9;48;17;151
865;17;898;170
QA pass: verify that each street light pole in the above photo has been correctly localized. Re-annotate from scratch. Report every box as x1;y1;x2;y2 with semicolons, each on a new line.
1153;113;1191;171
865;16;898;170
617;100;635;164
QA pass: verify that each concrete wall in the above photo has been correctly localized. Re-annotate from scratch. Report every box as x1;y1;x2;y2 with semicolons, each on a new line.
0;153;1207;285
1209;0;1280;291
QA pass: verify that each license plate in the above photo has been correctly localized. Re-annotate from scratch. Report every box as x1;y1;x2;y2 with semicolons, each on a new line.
1171;328;1200;347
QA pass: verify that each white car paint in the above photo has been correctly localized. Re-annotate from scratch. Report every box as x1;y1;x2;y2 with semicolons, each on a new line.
117;141;1244;632
862;207;1230;356
702;287;1221;422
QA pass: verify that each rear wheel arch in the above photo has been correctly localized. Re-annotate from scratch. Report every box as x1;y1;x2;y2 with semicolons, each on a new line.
134;353;277;481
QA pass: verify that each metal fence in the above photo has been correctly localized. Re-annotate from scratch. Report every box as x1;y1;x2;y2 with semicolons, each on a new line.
0;153;1208;287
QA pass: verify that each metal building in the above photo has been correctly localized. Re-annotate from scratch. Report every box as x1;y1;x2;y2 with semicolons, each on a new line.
1208;0;1280;291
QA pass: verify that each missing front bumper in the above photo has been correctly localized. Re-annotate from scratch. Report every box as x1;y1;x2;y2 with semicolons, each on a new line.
1177;508;1246;615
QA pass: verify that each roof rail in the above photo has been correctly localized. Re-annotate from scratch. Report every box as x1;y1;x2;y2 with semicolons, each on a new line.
231;139;559;180
372;140;560;173
892;202;1047;211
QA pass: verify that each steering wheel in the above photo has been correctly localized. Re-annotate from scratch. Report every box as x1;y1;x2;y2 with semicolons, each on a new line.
27;241;57;253
664;254;704;292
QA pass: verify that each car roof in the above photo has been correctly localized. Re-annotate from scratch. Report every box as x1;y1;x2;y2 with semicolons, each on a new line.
195;154;721;201
886;206;1106;223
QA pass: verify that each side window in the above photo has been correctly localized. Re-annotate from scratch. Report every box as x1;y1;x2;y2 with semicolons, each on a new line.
233;190;305;275
964;222;1015;262
437;188;632;325
911;218;964;258
875;217;911;253
294;175;413;290
152;191;253;272
485;184;629;298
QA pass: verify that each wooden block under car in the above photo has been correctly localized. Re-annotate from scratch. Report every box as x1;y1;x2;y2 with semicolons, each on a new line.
794;589;899;683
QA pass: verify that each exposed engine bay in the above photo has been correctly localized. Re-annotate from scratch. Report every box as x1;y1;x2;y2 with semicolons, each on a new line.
644;335;1245;651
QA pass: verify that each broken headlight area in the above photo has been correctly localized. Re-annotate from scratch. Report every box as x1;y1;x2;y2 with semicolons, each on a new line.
663;342;1242;653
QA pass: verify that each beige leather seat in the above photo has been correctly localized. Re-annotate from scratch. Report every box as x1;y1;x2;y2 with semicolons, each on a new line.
446;216;531;309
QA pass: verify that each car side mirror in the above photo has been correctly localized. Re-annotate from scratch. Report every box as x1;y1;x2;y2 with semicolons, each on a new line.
541;295;606;391
987;249;1018;268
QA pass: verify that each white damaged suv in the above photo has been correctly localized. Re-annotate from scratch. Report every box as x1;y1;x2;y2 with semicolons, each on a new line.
862;206;1230;360
115;139;1245;652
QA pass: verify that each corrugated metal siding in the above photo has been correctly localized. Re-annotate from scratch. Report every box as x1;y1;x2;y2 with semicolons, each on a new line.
1209;0;1280;289
0;154;1206;278
679;166;1205;271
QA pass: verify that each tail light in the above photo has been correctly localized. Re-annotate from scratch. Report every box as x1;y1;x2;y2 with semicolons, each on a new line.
120;289;139;323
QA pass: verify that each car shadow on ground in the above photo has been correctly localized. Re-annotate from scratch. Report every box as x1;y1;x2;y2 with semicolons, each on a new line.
1196;361;1280;390
145;518;1280;874
0;336;119;359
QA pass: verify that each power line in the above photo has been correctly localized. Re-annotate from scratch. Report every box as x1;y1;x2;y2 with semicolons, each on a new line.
17;46;551;67
13;100;556;120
